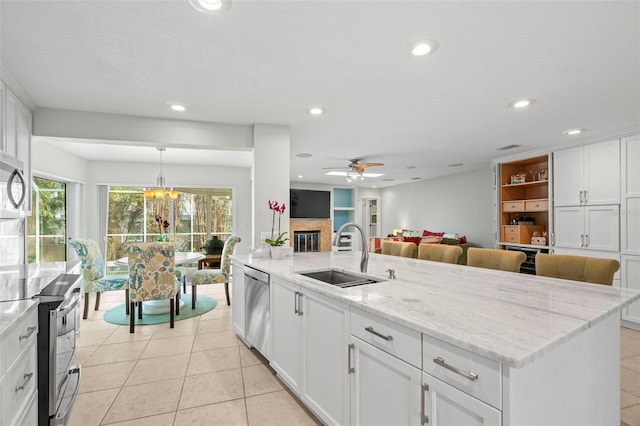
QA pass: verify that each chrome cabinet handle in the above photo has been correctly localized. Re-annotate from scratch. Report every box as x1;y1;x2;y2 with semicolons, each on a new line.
15;372;34;392
294;291;299;315
579;190;584;204
584;190;588;203
19;325;37;341
365;326;393;341
585;234;589;247
297;292;303;316
348;343;355;374
421;383;430;424
433;357;478;381
580;234;584;247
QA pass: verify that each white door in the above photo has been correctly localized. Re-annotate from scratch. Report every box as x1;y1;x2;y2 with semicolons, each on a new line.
423;373;501;425
349;336;422;426
553;147;584;206
554;206;584;249
301;291;349;426
622;255;640;325
584;139;620;205
584;205;619;252
269;278;302;392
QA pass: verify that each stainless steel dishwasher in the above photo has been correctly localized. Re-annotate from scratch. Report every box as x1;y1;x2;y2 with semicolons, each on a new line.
244;266;270;358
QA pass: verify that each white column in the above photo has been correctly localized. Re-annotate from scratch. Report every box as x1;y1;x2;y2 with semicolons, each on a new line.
252;124;290;248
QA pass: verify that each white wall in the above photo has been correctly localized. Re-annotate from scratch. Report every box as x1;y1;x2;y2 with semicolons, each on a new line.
380;167;494;248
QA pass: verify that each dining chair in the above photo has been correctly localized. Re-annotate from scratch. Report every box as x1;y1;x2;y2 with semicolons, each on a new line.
190;235;241;307
535;253;620;285
417;244;463;264
381;240;417;258
466;247;527;273
69;239;129;319
126;242;181;333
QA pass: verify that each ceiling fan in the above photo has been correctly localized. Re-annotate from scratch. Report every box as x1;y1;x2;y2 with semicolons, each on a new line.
324;159;384;175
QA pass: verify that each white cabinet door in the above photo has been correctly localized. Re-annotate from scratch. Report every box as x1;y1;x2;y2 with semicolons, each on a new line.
301;291;349;426
554;206;584;249
16;104;31;214
622;135;640;255
585;205;620;252
423;372;501;426
554;140;620;206
4;88;18;159
553;146;584;206
349;336;422;426
269;278;302;392
554;206;619;252
584;139;620;205
621;255;640;325
230;261;245;338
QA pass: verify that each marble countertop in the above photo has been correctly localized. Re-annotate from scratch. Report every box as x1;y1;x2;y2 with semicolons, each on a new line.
234;251;640;368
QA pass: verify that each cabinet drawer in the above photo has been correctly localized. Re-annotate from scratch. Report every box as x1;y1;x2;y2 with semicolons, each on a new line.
3;344;37;426
524;199;548;212
502;201;525;212
423;334;502;409
351;307;421;368
502;225;544;244
2;308;38;372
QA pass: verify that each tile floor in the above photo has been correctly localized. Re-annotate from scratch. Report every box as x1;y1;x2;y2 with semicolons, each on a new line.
68;284;640;425
67;284;321;426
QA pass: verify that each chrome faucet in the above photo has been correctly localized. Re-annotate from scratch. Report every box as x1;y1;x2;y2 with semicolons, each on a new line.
333;222;369;273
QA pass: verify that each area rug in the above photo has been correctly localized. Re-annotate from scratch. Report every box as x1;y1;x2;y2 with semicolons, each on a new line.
103;294;217;325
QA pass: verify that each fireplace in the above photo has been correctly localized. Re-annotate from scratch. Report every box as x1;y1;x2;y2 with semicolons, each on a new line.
289;219;332;252
294;231;320;252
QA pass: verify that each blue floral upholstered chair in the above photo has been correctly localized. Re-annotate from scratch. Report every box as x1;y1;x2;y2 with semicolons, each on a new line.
126;242;181;333
190;235;241;308
69;239;129;319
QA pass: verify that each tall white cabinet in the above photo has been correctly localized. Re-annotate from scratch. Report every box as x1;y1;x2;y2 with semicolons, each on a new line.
552;139;622;284
621;135;640;328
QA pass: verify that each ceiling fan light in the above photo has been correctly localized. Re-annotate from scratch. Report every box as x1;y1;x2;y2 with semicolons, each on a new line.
188;0;231;14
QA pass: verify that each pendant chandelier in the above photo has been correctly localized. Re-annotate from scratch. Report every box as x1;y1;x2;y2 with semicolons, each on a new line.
143;147;179;200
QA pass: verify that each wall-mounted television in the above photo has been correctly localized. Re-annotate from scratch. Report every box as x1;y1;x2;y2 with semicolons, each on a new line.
290;189;330;219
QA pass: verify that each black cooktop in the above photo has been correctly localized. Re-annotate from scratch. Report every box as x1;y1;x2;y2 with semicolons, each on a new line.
0;263;76;303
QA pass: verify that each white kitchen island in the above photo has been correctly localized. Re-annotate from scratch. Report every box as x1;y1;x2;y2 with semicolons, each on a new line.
231;251;640;426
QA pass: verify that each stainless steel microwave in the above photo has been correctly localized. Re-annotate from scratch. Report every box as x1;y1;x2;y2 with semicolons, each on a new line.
0;152;26;219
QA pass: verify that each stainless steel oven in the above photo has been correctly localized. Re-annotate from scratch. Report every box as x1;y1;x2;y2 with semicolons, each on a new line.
35;273;82;426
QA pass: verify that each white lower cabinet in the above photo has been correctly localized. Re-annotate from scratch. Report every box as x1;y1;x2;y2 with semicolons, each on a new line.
554;205;620;251
349;335;422;425
621;254;640;326
270;277;349;425
230;260;245;339
422;373;501;425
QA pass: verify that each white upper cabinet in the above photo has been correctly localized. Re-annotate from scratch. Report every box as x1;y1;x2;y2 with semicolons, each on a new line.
554;139;620;206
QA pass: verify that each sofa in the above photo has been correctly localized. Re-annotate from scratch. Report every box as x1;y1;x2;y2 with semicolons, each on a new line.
373;232;474;265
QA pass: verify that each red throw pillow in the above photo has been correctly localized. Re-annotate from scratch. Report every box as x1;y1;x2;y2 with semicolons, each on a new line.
403;237;421;246
422;229;445;237
459;235;467;244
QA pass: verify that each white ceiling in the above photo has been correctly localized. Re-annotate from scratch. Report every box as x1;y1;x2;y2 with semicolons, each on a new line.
2;1;639;187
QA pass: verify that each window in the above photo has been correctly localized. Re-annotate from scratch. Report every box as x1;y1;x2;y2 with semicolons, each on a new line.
106;186;233;261
27;177;67;263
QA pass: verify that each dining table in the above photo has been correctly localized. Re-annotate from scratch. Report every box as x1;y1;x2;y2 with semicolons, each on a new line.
115;251;204;314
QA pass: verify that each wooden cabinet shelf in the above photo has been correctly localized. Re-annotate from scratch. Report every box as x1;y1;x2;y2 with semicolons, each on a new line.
499;155;550;249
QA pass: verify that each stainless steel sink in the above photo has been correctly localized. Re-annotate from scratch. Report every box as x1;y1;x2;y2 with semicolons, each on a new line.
298;269;381;288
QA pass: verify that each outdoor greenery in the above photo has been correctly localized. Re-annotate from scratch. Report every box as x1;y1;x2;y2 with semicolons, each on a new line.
106;187;233;261
27;177;66;263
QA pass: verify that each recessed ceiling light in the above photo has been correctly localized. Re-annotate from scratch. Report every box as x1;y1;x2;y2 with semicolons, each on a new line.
296;153;313;158
297;175;303;179
307;107;325;116
166;102;186;112
188;0;231;14
509;98;536;109
448;163;464;167
563;128;585;136
409;40;439;57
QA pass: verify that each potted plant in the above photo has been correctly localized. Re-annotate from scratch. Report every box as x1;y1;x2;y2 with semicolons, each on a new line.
265;200;288;258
